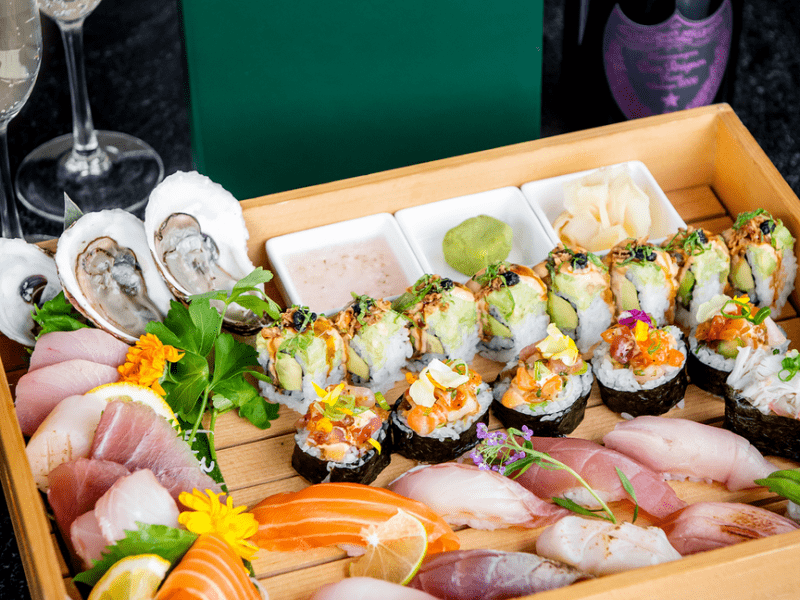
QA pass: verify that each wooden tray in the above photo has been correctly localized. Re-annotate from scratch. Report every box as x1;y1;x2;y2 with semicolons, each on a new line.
3;103;800;600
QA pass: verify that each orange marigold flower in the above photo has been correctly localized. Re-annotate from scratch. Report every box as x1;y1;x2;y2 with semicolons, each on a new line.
118;333;184;396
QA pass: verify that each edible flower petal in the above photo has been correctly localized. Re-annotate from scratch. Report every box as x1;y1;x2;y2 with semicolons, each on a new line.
178;489;259;560
633;320;649;342
618;309;653;330
117;333;184;397
408;359;470;408
535;323;580;366
313;381;345;405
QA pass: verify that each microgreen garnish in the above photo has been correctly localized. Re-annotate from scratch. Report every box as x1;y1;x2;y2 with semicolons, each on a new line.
754;469;800;504
392;274;453;313
473;261;508;287
620;242;657;265
778;350;800;382
733;208;769;230
471;424;637;524
350;293;375;326
31;291;87;338
723;296;771;325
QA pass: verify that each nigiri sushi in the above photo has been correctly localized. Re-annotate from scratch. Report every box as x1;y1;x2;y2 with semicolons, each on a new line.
311;577;439;600
250;482;460;555
602;415;779;491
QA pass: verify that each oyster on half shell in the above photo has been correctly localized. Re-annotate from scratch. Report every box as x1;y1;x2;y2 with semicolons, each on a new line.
144;170;265;334
55;209;175;344
0;238;62;346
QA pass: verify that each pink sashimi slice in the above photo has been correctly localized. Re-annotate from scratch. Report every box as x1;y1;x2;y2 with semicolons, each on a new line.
70;511;108;570
28;328;130;372
311;577;440;600
15;359;120;436
90;400;222;502
602;416;780;491
660;501;799;555
388;462;568;530
513;436;686;519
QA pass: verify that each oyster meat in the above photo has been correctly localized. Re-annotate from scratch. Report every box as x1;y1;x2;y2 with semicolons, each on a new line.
0;239;61;346
55;209;174;343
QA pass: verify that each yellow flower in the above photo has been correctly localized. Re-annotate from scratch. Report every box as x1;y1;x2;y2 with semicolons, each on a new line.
118;333;184;396
536;323;580;366
178;489;259;560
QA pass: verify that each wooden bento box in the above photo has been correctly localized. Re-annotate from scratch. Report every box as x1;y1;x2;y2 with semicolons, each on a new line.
3;103;800;600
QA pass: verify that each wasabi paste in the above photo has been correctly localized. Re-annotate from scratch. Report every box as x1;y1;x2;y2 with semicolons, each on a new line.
443;215;513;276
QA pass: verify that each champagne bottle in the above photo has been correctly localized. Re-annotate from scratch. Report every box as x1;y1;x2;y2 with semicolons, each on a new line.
559;0;743;131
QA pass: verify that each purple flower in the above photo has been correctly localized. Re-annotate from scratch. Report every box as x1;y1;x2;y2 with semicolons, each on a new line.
618;309;652;329
520;425;533;441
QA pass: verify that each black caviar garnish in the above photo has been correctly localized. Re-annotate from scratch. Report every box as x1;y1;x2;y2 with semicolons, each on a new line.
761;220;776;235
501;271;520;286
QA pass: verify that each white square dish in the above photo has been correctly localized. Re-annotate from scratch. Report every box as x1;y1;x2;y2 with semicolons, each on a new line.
265;212;424;315
520;160;686;254
394;186;558;283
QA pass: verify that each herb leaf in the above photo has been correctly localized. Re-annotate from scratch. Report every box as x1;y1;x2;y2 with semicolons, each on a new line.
616;467;639;523
31;291;87;338
238;395;280;429
755;469;800;504
552;498;615;522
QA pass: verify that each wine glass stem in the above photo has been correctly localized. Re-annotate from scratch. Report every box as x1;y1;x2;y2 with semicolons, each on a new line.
0;123;24;239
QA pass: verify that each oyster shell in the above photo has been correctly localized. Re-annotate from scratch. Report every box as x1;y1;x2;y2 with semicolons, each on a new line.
144;170;265;334
55;209;174;344
0;239;61;346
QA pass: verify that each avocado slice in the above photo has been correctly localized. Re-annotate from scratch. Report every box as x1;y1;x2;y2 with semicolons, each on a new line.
677;270;695;308
486;288;514;319
717;339;742;359
486;314;512;338
730;259;755;292
618;277;641;312
547;292;578;331
275;354;303;391
773;223;794;250
426;332;445;355
347;350;370;381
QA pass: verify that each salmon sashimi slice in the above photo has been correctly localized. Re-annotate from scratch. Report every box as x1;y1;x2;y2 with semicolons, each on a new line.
251;482;461;555
156;533;262;600
28;328;130;372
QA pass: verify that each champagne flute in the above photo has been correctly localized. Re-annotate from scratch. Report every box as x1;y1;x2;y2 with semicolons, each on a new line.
0;0;41;238
14;0;163;221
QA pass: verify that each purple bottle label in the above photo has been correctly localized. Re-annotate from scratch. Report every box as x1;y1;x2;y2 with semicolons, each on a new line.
603;0;733;119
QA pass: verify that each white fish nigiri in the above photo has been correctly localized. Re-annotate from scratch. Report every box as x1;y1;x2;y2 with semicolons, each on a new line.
388;462;568;530
535;515;681;575
602;416;779;491
310;577;439;600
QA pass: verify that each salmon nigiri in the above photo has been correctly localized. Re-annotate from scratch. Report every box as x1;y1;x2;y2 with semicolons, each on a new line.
156;533;262;600
251;482;460;554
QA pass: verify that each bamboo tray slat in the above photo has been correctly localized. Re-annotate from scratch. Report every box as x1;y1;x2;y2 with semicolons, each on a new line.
3;104;800;600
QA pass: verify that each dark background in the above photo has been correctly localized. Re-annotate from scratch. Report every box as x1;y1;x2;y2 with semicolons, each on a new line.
2;0;799;596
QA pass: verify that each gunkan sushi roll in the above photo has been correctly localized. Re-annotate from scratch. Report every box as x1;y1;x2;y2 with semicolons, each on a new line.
332;294;413;394
256;306;346;413
292;383;393;484
392;274;480;369
465;262;550;363
605;238;679;326
391;358;492;463
723;209;796;313
491;324;592;436
534;245;615;355
591;310;688;416
725;346;800;462
688;294;788;397
662;227;731;329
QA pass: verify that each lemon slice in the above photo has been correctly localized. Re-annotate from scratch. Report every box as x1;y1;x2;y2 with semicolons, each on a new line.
89;382;180;430
87;554;170;600
348;508;428;585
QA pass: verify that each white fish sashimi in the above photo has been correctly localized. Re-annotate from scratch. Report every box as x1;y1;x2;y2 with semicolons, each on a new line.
388;462;568;530
310;577;439;600
602;416;778;491
535;515;681;576
28;328;131;371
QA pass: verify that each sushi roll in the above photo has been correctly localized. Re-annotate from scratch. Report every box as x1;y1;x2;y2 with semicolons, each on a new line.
391;358;492;463
605;238;679;326
292;383;393;484
465;262;550;363
725;346;800;462
392;274;480;369
662;227;731;329
491;324;593;436
591;310;688;417
688;294;787;397
534;245;615;355
723;209;796;312
256;306;346;413
332;294;413;394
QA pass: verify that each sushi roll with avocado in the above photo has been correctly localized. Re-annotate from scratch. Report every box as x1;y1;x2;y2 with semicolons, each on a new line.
292;383;393;484
332;295;413;394
605;238;679;327
392;274;480;370
662;227;731;329
465;262;550;363
256;306;347;414
723;209;796;312
534;245;614;355
591;310;688;416
491;324;593;436
725;346;800;462
391;358;492;463
688;294;788;397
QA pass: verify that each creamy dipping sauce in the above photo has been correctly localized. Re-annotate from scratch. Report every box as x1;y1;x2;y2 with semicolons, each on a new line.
284;236;410;313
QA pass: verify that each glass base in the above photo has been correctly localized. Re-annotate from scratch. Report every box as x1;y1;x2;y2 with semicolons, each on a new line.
15;130;164;222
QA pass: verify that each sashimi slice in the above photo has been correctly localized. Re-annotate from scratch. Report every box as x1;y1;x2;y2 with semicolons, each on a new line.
311;577;439;600
28;328;130;371
15;359;120;436
70;511;108;570
408;549;589;600
514;436;686;519
602;416;779;491
251;482;460;555
388;463;568;530
155;533;262;600
90;400;221;502
660;501;799;555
